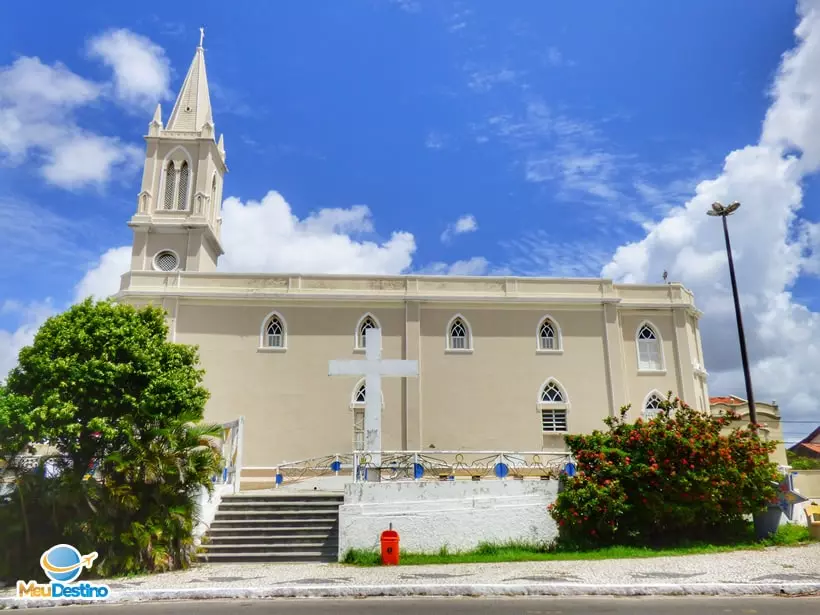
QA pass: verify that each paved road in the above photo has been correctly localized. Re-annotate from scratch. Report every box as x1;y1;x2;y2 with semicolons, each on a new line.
33;597;820;614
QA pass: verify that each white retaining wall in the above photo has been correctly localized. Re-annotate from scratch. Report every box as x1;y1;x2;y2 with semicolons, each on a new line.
193;485;224;546
338;480;559;560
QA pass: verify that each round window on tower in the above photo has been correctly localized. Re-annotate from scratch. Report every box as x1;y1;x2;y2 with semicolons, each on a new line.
153;250;179;272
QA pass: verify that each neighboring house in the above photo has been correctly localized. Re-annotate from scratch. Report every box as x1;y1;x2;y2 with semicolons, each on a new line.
114;41;711;469
789;426;820;460
709;396;787;466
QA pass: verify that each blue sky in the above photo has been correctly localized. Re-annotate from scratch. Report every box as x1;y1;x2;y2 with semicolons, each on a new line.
2;1;820;442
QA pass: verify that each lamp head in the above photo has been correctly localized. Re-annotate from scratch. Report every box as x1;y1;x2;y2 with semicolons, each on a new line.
725;201;741;214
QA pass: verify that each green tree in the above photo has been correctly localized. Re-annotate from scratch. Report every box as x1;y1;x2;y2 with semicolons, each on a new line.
550;395;780;548
0;299;222;580
6;299;210;480
787;450;820;470
0;385;35;465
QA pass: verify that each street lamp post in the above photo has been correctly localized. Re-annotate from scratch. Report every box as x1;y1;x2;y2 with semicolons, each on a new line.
707;201;757;426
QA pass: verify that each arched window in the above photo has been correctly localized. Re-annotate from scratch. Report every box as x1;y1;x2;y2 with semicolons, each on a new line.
352;381;366;451
355;313;380;350
211;174;218;219
176;161;189;210
258;310;287;351
637;323;663;371
163;162;176;210
538;378;568;432
265;315;285;348
350;379;384;452
643;391;664;419
446;314;472;351
537;316;562;351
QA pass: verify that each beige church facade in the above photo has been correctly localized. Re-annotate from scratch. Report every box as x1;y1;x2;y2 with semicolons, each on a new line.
115;43;711;468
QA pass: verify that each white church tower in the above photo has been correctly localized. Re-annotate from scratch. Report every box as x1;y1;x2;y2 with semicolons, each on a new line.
128;31;227;273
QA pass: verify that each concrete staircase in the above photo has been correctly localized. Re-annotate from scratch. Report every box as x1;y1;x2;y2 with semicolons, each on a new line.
197;492;344;563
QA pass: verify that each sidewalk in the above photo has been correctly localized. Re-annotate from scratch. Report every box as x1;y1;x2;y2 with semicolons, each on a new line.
2;544;819;607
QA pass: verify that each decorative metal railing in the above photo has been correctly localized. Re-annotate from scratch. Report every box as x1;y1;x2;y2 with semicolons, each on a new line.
268;450;574;487
271;453;355;487
353;450;574;483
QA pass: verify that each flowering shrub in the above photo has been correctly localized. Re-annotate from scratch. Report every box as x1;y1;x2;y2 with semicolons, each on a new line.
549;395;780;547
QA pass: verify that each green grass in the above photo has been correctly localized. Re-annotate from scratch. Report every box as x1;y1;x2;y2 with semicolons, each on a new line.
341;524;815;567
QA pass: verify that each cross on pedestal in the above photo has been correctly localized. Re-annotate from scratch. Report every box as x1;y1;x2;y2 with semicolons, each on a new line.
328;328;418;466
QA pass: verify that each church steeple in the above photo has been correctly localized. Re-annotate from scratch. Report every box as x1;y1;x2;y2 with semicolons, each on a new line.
127;29;227;275
165;29;214;134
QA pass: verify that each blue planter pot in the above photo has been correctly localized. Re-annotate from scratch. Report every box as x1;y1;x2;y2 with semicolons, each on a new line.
753;505;782;540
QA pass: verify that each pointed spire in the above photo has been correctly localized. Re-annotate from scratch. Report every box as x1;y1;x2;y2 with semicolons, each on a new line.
148;103;163;136
217;133;224;151
165;34;213;133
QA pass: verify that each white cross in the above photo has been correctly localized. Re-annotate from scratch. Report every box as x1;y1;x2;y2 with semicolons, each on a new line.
328;328;418;466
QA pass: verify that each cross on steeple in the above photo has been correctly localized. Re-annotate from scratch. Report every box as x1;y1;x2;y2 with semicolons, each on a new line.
199;27;205;48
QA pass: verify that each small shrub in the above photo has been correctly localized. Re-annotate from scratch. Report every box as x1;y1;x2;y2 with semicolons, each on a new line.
550;395;780;548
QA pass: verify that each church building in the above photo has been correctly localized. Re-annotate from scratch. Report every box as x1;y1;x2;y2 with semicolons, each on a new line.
115;42;710;469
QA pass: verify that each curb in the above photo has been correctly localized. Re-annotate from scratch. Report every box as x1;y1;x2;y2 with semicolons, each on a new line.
2;582;820;608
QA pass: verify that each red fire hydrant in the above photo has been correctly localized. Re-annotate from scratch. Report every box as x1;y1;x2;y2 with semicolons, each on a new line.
380;524;400;566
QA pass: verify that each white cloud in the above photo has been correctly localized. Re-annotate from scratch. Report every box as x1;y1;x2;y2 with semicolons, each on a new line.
88;29;172;113
502;233;613;278
468;68;521;93
441;214;478;242
546;47;563;66
218;191;416;274
425;131;446;149
43;135;142;189
418;257;492;276
390;0;421;13
481;103;633;211
603;0;820;442
0;300;56;383
0;50;147;189
73;246;132;302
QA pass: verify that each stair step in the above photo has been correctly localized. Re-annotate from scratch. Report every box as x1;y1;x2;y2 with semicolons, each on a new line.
224;495;344;502
203;492;343;563
217;503;342;512
196;551;336;563
214;510;339;523
209;527;336;536
208;535;337;545
202;540;339;553
215;509;338;516
209;524;336;531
